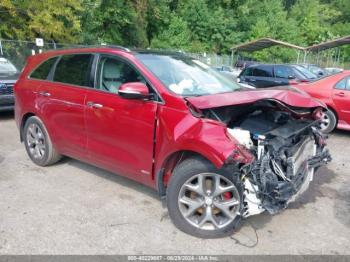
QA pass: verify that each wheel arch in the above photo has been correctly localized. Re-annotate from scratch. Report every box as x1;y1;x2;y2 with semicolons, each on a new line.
156;150;217;198
20;112;36;142
325;104;338;121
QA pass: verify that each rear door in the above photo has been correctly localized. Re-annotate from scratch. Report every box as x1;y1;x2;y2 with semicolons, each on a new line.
251;65;274;88
85;54;158;183
273;65;294;86
36;53;93;158
332;76;350;125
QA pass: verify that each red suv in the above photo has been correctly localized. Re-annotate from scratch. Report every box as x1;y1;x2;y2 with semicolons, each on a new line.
14;47;331;238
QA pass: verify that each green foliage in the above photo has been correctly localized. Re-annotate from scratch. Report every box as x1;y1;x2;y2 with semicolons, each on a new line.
81;0;145;46
151;15;193;50
0;0;82;43
0;0;350;63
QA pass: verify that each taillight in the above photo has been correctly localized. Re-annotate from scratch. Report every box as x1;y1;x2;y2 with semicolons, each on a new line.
289;80;300;85
289;79;309;85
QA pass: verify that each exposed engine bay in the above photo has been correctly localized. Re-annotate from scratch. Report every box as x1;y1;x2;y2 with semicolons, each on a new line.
203;99;331;217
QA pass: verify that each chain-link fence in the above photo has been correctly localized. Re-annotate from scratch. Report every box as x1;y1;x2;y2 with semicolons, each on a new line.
188;52;235;67
1;39;348;72
0;39;238;71
0;39;86;70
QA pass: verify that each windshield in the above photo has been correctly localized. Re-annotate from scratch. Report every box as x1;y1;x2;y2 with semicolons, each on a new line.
136;53;241;96
293;65;317;79
0;58;17;74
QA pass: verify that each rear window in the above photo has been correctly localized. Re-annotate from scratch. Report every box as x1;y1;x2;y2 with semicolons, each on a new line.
0;57;17;74
53;54;93;87
293;65;317;79
252;65;273;77
30;57;57;80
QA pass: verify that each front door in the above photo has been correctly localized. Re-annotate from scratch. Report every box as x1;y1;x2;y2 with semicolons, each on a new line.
85;54;158;183
332;76;350;125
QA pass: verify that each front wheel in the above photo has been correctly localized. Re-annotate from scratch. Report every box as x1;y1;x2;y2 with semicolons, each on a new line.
319;109;337;133
166;156;243;238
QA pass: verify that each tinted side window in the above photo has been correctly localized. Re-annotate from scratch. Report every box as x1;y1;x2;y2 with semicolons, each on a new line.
53;54;93;86
274;65;294;78
241;67;252;76
335;77;347;90
253;66;273;77
30;57;57;80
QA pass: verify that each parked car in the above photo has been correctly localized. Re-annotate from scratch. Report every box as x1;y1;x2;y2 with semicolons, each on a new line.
235;60;258;69
238;64;318;88
0;57;19;111
297;71;350;133
325;67;344;75
214;65;241;79
297;64;328;78
15;47;331;238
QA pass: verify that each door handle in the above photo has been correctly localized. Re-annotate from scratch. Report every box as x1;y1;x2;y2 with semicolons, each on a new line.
335;92;346;97
38;91;51;97
249;79;256;82
87;101;103;109
274;80;282;84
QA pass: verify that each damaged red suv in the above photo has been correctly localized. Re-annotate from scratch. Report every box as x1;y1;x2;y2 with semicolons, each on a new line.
14;47;331;238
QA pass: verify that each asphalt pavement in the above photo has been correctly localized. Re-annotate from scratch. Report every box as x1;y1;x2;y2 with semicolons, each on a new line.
0;111;349;254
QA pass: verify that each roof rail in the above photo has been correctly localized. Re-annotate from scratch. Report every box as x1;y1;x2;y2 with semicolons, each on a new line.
98;44;131;52
42;44;131;52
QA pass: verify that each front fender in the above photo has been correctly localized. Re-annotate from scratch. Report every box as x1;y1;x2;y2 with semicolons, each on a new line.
154;107;252;178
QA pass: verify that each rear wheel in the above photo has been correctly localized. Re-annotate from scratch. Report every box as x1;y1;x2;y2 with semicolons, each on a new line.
319;109;337;133
23;116;62;166
166;156;243;238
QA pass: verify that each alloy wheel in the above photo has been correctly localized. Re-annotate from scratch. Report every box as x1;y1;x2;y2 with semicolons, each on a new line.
178;173;241;230
26;123;46;159
319;111;330;131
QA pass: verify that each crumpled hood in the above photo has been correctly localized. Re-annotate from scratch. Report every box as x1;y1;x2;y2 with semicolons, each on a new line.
185;86;325;109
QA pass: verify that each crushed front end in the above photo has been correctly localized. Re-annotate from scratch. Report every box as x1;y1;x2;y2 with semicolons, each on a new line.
240;124;330;217
204;99;332;217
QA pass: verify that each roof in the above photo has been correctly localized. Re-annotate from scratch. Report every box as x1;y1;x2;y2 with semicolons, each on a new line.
231;38;305;52
306;35;350;52
38;46;188;57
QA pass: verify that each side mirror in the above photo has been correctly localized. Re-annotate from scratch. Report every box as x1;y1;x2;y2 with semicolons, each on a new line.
288;75;296;79
118;82;150;100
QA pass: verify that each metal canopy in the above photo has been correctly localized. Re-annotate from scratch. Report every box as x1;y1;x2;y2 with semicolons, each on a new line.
231;38;305;52
306;35;350;52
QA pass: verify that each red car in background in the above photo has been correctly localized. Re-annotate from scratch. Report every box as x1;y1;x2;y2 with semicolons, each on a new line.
298;71;350;133
14;47;331;238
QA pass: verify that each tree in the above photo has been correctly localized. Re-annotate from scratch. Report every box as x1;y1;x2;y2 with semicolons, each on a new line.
151;15;192;50
0;0;82;43
290;0;340;45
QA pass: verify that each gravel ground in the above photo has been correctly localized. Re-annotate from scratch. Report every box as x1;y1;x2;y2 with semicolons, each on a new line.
0;111;349;255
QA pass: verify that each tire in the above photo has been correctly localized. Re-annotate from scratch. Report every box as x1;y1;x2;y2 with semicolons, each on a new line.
23;116;62;166
319;109;337;133
166;156;243;238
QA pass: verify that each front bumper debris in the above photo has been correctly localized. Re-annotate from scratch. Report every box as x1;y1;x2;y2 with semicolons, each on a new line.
242;137;331;218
